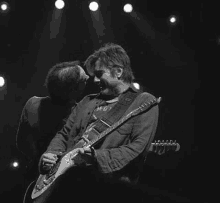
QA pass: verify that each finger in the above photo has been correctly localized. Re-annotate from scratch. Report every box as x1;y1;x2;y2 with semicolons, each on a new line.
43;155;57;161
50;154;58;159
44;163;53;167
42;158;56;164
77;148;84;154
47;154;57;159
83;147;91;153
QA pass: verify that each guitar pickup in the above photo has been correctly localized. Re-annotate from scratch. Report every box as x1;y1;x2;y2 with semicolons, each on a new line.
43;176;54;185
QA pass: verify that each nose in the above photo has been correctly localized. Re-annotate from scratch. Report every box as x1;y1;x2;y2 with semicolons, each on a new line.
94;76;100;82
85;74;89;81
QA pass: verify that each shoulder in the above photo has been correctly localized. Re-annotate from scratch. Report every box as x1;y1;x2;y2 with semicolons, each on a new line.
79;93;98;104
73;93;99;113
133;91;161;116
136;91;158;105
24;96;48;111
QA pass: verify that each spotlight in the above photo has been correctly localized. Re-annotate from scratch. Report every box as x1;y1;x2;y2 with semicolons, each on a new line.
9;160;20;170
168;15;178;25
1;3;7;11
55;0;65;10
170;16;176;23
12;161;19;168
0;76;5;87
217;37;220;45
133;82;140;90
123;3;133;13
89;1;99;12
0;1;10;13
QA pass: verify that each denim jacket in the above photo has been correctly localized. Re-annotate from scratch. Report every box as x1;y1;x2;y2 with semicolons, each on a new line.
45;86;159;184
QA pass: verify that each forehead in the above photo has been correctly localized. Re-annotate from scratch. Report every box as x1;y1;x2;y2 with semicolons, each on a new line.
94;59;101;69
77;65;84;74
77;66;88;80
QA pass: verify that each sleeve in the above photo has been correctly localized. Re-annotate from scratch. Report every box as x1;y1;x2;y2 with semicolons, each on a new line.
15;98;37;161
44;108;76;155
38;103;79;174
44;97;88;155
94;99;159;174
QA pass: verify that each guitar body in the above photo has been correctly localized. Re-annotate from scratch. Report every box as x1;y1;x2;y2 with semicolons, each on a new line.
23;139;180;203
24;177;62;203
30;140;86;201
24;180;51;203
24;167;82;203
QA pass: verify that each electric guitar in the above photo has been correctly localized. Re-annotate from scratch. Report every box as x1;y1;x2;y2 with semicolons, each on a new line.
23;97;178;202
23;140;180;203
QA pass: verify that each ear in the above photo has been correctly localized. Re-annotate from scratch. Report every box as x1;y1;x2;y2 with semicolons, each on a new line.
115;68;123;78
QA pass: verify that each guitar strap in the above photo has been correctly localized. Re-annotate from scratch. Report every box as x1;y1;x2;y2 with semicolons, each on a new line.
86;88;141;141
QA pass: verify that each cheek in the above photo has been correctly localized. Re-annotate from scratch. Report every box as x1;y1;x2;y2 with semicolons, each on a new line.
100;75;109;82
103;73;115;81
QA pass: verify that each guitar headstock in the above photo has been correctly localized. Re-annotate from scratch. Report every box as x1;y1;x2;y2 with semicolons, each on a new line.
149;140;180;155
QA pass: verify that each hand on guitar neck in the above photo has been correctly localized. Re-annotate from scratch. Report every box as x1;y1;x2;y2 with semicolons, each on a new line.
73;147;96;166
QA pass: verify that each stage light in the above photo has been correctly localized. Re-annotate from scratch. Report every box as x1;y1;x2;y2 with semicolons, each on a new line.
0;76;5;87
12;161;19;168
170;16;176;23
55;0;65;10
9;160;20;170
89;1;99;12
133;82;140;90
123;3;133;13
217;37;220;45
168;15;178;26
0;1;10;13
1;3;7;11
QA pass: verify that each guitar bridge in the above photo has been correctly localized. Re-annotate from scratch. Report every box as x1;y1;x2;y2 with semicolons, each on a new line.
35;184;44;191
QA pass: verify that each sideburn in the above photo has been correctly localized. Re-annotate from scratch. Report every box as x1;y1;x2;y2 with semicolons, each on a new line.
110;68;118;78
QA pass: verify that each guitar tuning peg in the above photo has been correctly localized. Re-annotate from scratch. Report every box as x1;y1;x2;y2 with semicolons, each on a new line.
151;141;157;153
171;140;177;151
163;140;170;151
175;142;180;151
152;142;157;152
160;141;165;155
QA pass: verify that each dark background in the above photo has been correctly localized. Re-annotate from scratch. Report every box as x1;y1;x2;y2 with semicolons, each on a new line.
0;0;212;202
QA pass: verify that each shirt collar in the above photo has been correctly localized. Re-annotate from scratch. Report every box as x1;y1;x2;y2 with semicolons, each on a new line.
96;82;139;102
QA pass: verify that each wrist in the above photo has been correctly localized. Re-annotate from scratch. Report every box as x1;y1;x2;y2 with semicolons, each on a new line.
90;147;96;158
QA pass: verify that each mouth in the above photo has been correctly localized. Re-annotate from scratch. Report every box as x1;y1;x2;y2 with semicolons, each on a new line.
99;80;106;89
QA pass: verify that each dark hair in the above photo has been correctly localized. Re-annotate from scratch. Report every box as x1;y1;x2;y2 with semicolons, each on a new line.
44;61;86;102
84;43;135;83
